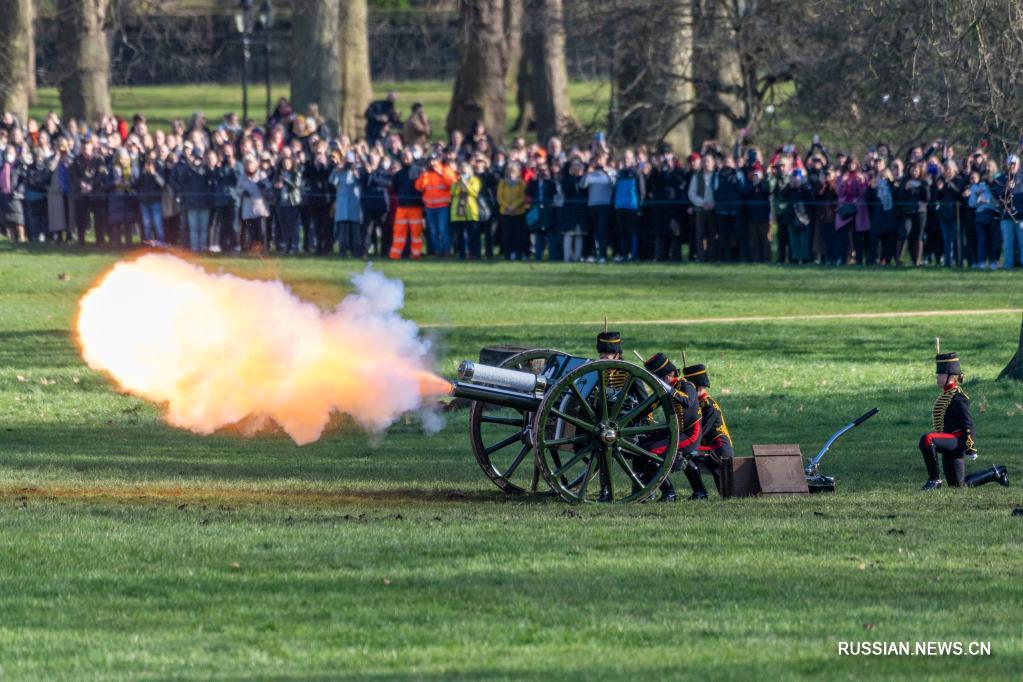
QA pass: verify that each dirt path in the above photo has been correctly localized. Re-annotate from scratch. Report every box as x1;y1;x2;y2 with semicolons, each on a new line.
422;308;1023;328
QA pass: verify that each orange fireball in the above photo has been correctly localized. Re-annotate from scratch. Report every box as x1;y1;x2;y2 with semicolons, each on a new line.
77;254;446;444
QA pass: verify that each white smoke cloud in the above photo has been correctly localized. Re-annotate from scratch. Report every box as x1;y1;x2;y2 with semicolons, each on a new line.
77;254;448;445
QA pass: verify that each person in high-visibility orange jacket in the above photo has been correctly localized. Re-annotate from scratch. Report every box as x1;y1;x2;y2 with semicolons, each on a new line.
389;150;425;259
415;154;457;256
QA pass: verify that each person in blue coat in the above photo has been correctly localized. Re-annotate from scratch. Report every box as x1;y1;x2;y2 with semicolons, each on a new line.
612;149;645;262
330;151;365;258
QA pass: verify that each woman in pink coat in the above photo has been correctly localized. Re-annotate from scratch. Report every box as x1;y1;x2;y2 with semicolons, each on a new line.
835;158;871;264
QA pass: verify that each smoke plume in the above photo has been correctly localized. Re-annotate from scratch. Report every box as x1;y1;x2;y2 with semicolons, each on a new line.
76;254;449;444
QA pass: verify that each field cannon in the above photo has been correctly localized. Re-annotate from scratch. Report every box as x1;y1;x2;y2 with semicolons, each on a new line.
448;349;682;503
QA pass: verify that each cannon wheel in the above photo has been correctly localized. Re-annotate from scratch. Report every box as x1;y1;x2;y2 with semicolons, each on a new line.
533;359;680;503
469;348;568;494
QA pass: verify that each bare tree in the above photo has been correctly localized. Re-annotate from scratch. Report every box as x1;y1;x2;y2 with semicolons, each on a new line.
691;0;739;144
448;0;507;142
793;0;1023;154
599;1;695;151
291;0;342;133
56;0;112;121
575;0;794;151
0;0;33;121
691;0;799;146
339;0;372;137
516;0;576;141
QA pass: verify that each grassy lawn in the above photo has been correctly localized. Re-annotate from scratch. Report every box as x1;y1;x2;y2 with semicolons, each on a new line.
1;242;1022;679
29;81;611;137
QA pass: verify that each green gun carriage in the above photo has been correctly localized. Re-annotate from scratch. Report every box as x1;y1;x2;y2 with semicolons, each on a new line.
448;349;683;503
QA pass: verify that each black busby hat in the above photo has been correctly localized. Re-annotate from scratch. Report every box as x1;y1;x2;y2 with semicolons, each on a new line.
596;331;622;354
936;352;961;375
644;352;677;379
683;364;709;388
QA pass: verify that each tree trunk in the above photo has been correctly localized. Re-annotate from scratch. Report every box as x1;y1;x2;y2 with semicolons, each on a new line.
447;0;506;143
504;0;523;92
0;0;33;122
290;0;342;134
56;0;112;122
338;0;372;138
691;0;740;146
522;0;575;141
997;314;1023;381
27;0;37;106
511;47;534;135
610;2;692;153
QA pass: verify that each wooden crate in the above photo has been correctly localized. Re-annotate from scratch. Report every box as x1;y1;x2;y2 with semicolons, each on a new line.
751;444;810;496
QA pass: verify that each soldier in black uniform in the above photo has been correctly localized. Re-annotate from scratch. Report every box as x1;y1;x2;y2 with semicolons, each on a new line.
684;364;734;497
919;352;1009;490
597;330;630;392
597;330;623;361
640;353;706;501
595;330;626;501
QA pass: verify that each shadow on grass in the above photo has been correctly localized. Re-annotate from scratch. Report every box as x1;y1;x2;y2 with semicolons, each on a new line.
0;481;543;507
0;329;79;368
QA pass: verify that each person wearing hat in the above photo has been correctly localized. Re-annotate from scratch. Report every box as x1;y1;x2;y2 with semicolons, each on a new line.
684;364;734;497
640;353;705;501
918;352;1008;490
596;330;629;392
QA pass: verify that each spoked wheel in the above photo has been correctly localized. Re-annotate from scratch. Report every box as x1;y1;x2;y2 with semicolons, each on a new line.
534;359;680;503
469;348;568;494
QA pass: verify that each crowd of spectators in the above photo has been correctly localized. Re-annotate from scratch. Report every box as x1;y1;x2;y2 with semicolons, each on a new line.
2;96;1023;269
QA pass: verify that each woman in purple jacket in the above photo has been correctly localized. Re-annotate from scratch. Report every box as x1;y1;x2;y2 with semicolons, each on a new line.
835;158;870;264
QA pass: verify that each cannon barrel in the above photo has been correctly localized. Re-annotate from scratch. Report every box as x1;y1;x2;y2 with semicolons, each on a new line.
449;381;542;412
457;361;548;392
449;360;546;412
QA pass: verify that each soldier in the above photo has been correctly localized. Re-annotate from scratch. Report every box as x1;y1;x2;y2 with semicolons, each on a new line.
597;329;629;391
596;329;633;501
640;353;706;501
684;364;734;497
596;329;622;361
919;352;1009;490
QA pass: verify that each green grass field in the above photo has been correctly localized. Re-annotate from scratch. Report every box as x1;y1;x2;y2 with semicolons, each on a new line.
29;81;611;137
1;241;1022;679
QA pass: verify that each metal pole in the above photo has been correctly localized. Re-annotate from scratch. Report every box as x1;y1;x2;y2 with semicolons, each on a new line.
241;32;250;122
264;28;272;120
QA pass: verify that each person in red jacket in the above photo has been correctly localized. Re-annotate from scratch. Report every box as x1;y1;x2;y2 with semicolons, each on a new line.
415;153;457;256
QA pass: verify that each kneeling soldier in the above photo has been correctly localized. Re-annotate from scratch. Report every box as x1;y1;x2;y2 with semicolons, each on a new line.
684;363;734;497
919;352;1008;490
641;353;705;501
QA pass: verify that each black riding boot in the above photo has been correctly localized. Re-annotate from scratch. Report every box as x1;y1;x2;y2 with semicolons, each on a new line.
683;462;709;500
920;442;943;490
658;476;678;502
942;453;967;487
965;465;1009;488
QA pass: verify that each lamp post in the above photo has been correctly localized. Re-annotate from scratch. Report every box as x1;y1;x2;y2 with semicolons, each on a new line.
234;0;257;122
258;1;274;120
